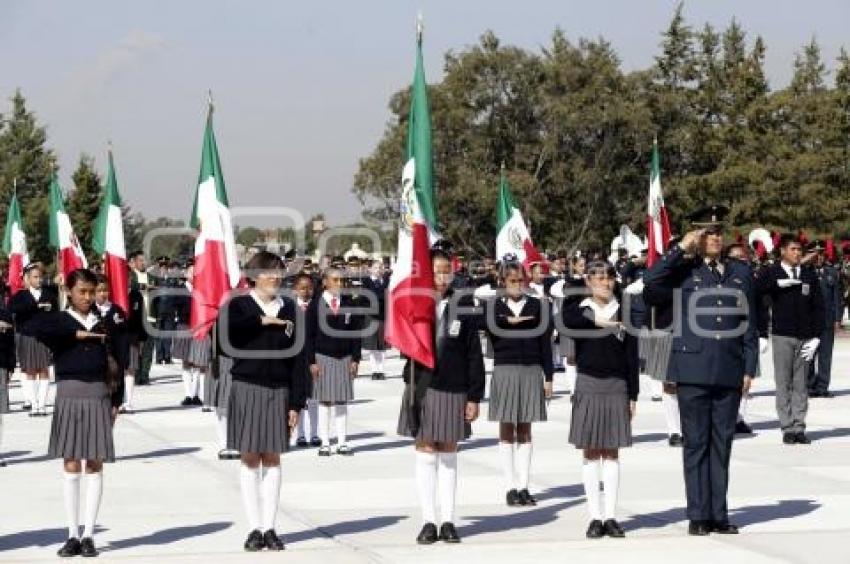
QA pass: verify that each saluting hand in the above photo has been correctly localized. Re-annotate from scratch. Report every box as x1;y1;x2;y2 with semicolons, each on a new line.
678;229;705;254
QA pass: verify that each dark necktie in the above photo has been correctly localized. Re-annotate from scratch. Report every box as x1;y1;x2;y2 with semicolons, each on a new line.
708;260;721;282
792;267;799;280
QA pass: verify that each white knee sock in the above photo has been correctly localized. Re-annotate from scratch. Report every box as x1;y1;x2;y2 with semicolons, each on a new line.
308;400;319;438
650;379;663;399
36;378;49;410
566;365;577;393
23;378;35;405
516;442;533;490
240;464;262;531
438;452;458;524
499;441;516;490
582;458;602;520
82;472;103;539
216;414;228;449
334;404;348;446
123;375;135;406
181;368;193;398
261;465;282;531
738;394;749;422
296;408;307;440
371;350;385;373
662;391;681;436
191;368;200;398
318;404;331;447
601;459;620;520
63;472;81;539
415;451;438;524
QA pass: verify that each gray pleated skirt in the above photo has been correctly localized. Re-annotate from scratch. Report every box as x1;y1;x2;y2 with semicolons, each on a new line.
227;379;290;454
17;333;52;372
49;380;115;462
363;320;387;351
213;356;234;416
127;341;140;373
398;386;471;443
569;373;632;449
644;330;673;382
312;354;353;403
637;328;650;362
173;330;211;368
488;364;547;423
559;335;575;359
0;368;10;414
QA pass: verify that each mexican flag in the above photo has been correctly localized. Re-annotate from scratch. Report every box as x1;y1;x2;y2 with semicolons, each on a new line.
646;138;671;268
92;150;129;314
49;175;88;280
495;167;543;269
2;193;29;296
189;103;240;340
385;27;438;369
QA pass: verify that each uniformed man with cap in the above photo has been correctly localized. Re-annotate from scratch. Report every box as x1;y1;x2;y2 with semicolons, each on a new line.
806;240;843;398
643;205;758;536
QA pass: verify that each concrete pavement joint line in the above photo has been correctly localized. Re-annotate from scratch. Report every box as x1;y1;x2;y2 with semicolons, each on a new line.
116;400;391;564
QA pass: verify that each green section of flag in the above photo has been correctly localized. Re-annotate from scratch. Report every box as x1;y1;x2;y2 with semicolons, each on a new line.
190;107;228;229
48;175;66;249
93;151;123;255
406;38;437;228
2;194;24;255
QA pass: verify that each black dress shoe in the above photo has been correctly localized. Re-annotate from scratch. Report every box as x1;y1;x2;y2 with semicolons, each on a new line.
263;529;285;551
506;489;522;506
586;519;605;539
244;529;265;551
668;433;683;447
783;432;797;445
310;437;322;447
296;437;308;448
0;460;6;467
191;396;203;406
820;391;835;398
22;402;32;411
57;538;82;558
180;396;193;407
710;521;739;534
735;421;753;435
318;446;332;457
80;537;98;557
416;523;439;545
439;522;461;543
688;520;711;536
603;519;625;538
795;432;812;444
518;489;537;506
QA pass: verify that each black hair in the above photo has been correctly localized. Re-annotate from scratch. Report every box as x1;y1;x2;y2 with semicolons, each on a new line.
129;250;144;261
585;260;616;279
66;268;98;289
293;272;314;286
430;248;451;263
23;262;42;275
245;251;285;272
95;274;109;287
499;260;524;281
779;233;800;249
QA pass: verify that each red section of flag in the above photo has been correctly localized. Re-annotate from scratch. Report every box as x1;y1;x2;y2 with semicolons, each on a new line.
646;205;671;268
190;239;231;340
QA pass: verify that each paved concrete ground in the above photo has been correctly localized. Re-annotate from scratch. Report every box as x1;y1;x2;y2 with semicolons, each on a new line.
1;339;849;563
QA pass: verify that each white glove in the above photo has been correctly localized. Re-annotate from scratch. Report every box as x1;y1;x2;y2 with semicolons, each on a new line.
777;278;802;288
800;338;820;361
473;283;497;299
549;279;566;299
624;278;644;295
759;337;769;354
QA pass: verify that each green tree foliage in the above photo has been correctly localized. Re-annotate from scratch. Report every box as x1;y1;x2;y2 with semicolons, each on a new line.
355;6;850;254
0;90;58;266
68;154;103;264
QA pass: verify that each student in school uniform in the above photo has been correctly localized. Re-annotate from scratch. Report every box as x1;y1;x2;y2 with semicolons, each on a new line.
290;272;320;448
210;287;247;461
562;261;638;539
93;276;133;413
0;303;15;467
224;251;308;551
397;245;485;544
306;266;361;456
479;257;553;507
171;261;211;407
10;263;59;416
27;268;124;558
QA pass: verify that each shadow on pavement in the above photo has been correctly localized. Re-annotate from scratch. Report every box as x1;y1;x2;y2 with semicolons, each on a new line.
105;521;232;551
117;446;201;461
283;515;407;545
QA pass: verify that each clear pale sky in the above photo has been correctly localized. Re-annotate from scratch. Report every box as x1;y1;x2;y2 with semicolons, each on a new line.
1;1;847;228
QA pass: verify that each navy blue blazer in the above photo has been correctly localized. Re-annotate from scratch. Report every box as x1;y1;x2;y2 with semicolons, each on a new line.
643;245;758;388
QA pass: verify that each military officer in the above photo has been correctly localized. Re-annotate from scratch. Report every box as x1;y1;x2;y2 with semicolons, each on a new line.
807;241;843;398
643;205;758;536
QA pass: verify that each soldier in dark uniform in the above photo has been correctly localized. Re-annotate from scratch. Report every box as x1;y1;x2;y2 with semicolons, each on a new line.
643;205;758;536
362;258;389;380
807;241;843;398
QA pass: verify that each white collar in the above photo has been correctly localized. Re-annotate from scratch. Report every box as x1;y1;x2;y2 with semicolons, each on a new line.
96;301;112;314
580;297;620;321
66;309;99;331
29;287;42;299
322;291;339;306
250;290;283;317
